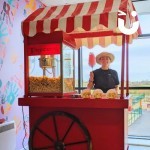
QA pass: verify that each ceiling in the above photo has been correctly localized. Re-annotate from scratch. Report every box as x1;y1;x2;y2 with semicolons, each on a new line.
39;0;150;14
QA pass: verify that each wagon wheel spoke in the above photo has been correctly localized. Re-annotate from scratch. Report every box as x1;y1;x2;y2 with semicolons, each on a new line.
52;115;59;141
36;126;55;143
33;145;54;150
61;120;75;141
65;140;89;147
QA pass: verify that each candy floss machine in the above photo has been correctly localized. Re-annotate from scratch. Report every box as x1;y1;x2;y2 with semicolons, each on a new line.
24;31;76;97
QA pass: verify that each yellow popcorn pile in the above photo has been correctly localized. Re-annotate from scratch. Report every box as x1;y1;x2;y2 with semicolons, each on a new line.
92;89;104;99
106;89;118;99
81;89;91;98
63;78;74;92
29;76;61;93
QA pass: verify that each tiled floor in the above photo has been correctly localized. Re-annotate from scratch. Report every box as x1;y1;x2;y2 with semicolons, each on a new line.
129;145;150;150
128;110;150;137
128;110;150;150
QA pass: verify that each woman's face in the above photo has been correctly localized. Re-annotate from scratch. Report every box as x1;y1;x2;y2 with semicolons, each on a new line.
99;56;111;67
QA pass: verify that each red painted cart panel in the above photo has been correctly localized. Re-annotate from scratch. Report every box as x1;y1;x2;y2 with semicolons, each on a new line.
19;98;128;150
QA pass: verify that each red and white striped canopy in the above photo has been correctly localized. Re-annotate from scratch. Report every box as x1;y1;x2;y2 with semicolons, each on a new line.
22;0;141;49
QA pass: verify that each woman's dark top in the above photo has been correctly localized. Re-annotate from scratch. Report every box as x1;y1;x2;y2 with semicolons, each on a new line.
93;68;119;93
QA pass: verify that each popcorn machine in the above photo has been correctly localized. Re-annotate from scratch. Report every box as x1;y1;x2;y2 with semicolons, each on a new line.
24;31;76;97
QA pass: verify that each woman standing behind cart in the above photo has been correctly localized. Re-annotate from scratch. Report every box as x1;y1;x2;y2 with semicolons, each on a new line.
87;52;119;93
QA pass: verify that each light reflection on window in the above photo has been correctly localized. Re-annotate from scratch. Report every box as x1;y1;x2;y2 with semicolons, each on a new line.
138;14;150;34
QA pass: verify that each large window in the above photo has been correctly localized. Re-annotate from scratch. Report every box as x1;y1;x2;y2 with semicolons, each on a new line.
75;14;150;91
129;38;150;87
81;45;122;88
75;40;150;89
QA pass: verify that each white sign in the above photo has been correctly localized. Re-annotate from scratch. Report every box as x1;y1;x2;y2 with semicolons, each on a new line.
118;10;139;35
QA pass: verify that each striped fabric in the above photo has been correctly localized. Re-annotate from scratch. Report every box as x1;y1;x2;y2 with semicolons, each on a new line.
22;0;141;49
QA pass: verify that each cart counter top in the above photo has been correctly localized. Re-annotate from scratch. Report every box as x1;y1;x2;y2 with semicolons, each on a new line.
18;97;128;109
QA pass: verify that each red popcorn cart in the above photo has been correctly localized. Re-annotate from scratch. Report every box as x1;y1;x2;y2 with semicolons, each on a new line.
19;0;141;149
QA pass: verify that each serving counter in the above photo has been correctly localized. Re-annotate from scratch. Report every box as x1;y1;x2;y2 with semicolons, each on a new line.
18;97;128;150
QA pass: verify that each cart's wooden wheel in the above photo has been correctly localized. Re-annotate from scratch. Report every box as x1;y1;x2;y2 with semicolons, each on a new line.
29;111;92;150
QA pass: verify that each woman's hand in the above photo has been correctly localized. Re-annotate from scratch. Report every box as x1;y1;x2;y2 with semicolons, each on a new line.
89;72;94;81
87;82;93;89
87;72;94;89
115;85;119;94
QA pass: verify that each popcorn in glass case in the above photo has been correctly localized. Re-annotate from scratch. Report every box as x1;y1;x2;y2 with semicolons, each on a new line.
24;31;76;97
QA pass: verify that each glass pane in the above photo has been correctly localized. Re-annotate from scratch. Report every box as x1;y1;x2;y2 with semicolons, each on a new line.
80;38;150;88
81;45;122;88
128;89;150;137
138;14;150;34
62;44;74;93
129;38;150;87
29;54;61;93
